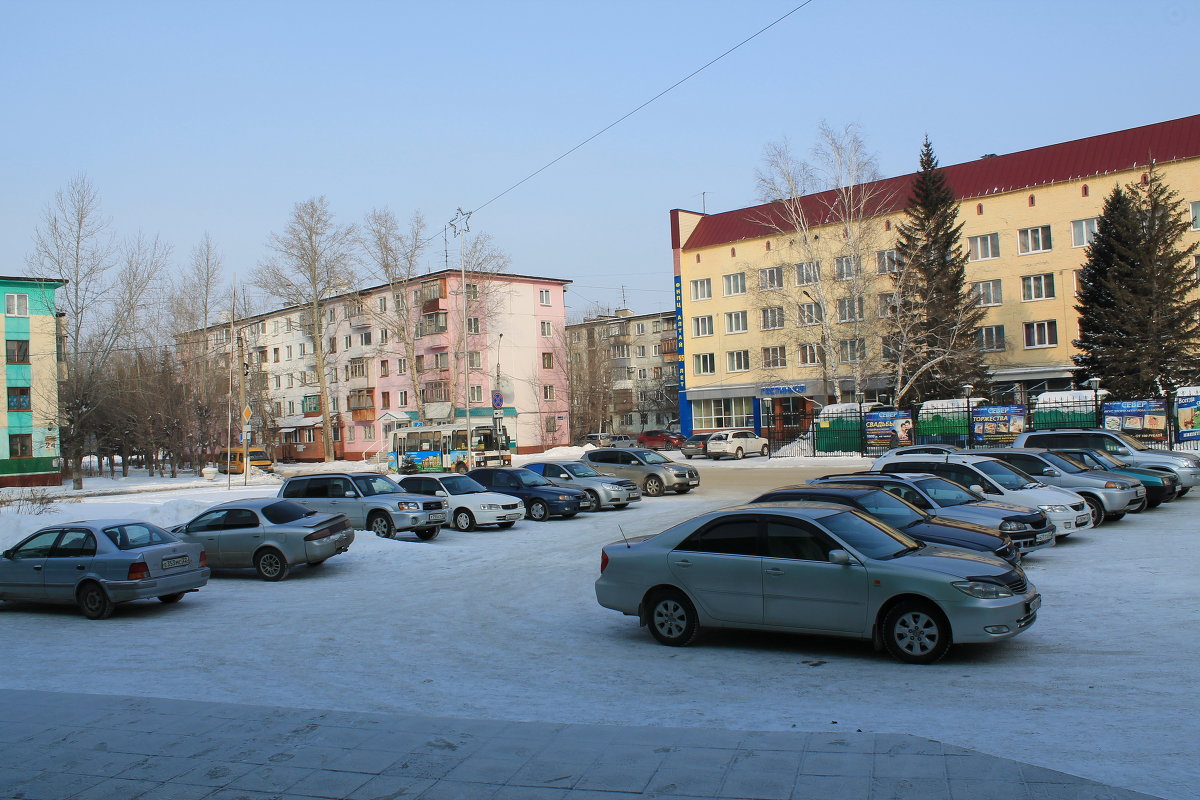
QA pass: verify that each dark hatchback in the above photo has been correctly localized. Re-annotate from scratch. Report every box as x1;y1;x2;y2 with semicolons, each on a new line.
466;467;588;521
749;485;1021;565
680;433;713;460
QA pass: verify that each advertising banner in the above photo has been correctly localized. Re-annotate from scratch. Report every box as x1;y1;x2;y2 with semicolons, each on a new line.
1176;396;1200;442
971;405;1027;444
1102;400;1167;441
864;410;913;448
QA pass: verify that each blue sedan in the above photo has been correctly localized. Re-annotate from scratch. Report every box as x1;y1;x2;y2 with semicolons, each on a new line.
0;520;210;619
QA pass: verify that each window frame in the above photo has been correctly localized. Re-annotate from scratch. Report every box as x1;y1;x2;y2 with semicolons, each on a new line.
1071;218;1100;248
722;272;746;296
971;279;1003;307
724;310;748;334
1021;273;1055;302
1023;319;1058;349
1018;225;1053;255
690;278;712;301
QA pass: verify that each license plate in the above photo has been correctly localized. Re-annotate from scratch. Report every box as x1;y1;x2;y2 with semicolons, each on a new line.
1063;521;1074;529
1036;531;1053;542
504;513;522;520
1135;487;1146;497
428;513;445;522
1076;514;1090;526
162;555;189;570
688;480;699;485
1026;594;1042;615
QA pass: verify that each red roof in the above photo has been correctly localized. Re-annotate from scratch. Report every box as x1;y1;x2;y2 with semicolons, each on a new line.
682;114;1200;250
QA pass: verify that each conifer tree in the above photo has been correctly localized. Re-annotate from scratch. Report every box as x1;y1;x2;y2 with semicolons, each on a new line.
889;138;989;405
1073;167;1200;396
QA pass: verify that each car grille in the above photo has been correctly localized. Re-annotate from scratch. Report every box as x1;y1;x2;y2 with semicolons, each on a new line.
422;501;445;510
614;479;638;489
998;570;1029;595
685;468;698;479
501;502;520;510
1069;502;1085;512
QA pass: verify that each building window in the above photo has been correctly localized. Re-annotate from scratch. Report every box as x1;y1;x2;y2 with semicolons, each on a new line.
328;337;337;354
798;302;823;326
298;343;306;357
538;288;552;306
610;344;630;358
344;335;352;349
725;311;748;334
1018;225;1053;254
797;344;822;365
968;233;1000;261
1072;218;1100;248
273;375;281;389
693;353;715;375
652;344;661;356
544;415;559;433
727;350;750;372
875;249;898;274
691;396;753;429
692;316;713;337
834;256;860;281
1191;201;1200;231
690;278;712;301
349;358;369;378
635;345;646;358
9;433;32;458
286;345;293;360
462;350;478;370
379;360;389;378
1021;274;1055;301
464;283;479;300
461;317;479;336
422;381;450;403
796;261;820;285
397;390;408;406
1023;320;1058;348
469;385;484;403
839;338;866;363
978;325;1006;352
542;352;554;369
4;294;29;316
635;322;645;335
434;352;450;370
761;345;787;369
878;293;897;318
759;266;784;290
7;386;31;410
723;273;746;296
5;340;30;364
398;358;407;374
761;306;785;330
377;296;387;312
637;368;647;380
537;320;551;337
273;347;280;363
287;400;296;415
540;385;555;402
971;279;1003;306
837;296;865;323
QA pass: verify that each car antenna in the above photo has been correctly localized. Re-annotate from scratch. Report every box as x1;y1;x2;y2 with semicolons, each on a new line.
617;524;632;548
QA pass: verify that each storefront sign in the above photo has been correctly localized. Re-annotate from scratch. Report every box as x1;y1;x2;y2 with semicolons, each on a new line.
1176;396;1200;442
759;384;807;397
971;405;1027;444
864;410;913;447
1102;400;1167;440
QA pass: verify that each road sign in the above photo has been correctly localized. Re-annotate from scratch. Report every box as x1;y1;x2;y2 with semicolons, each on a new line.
491;391;504;409
242;406;253;421
493;408;503;419
412;421;424;427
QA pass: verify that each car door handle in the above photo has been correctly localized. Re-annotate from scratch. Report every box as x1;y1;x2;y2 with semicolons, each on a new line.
33;565;43;571
764;567;784;576
76;565;86;571
673;559;692;568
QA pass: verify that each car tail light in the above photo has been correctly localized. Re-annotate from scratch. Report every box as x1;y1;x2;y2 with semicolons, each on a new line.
200;550;208;567
305;527;333;541
127;561;150;580
600;550;609;574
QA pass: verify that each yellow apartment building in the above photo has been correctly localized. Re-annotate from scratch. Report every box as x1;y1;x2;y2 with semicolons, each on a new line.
670;114;1200;434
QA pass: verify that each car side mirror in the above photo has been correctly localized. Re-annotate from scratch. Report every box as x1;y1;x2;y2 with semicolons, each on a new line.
1114;447;1130;455
602;472;616;477
828;549;855;566
344;491;356;498
1042;468;1060;477
969;484;988;495
435;490;448;497
1;549;11;559
559;474;572;480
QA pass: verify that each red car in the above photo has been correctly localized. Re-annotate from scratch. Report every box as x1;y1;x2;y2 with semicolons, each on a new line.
636;429;685;450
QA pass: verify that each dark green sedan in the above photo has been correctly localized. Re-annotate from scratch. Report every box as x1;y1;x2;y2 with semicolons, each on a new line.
1054;449;1181;509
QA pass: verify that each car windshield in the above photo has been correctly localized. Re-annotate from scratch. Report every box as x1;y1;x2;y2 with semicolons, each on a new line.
515;470;551;487
103;523;178;550
353;475;405;496
563;463;600;478
819;511;919;559
915;477;981;506
1075;450;1125;468
1113;431;1150;451
854;490;925;528
248;450;270;460
262;500;315;524
974;460;1034;489
637;451;672;464
1042;452;1087;473
440;475;487;494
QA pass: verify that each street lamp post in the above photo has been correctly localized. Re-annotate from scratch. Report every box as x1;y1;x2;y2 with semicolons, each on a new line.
1086;377;1102;428
961;384;974;449
855;390;866;455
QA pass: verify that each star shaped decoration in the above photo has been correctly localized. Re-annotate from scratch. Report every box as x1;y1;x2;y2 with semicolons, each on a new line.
449;207;472;237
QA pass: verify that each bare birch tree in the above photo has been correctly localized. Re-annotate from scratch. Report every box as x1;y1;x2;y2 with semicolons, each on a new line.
253;197;358;462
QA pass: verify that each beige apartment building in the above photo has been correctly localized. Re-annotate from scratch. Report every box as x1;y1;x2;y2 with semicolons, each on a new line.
670;114;1200;434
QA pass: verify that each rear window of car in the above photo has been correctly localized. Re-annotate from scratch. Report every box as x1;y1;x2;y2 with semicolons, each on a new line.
104;523;177;550
686;434;711;443
261;500;315;524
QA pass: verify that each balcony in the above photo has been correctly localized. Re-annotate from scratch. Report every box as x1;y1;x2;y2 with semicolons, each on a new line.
350;408;376;422
349;313;371;328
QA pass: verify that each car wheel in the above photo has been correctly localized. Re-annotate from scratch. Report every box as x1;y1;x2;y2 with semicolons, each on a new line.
1082;496;1105;528
496;521;516;529
1145;498;1161;509
369;512;396;538
685;454;693;460
527;499;550;521
77;582;115;620
1178;487;1190;497
760;444;769;457
415;527;440;540
584;490;600;511
643;476;664;497
734;447;744;460
254;548;290;581
882;601;951;665
157;592;186;604
646;589;700;646
453;508;476;531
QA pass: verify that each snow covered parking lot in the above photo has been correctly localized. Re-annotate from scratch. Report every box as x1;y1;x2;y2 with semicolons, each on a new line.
0;454;1196;799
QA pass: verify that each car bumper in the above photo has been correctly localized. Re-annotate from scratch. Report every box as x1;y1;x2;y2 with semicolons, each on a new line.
1170;467;1200;488
595;576;640;616
390;509;446;530
1047;508;1092;534
663;472;700;489
545;498;582;516
948;591;1040;644
1145;484;1178;504
1010;527;1056;554
103;567;211;602
474;508;525;525
304;531;355;562
1094;487;1142;513
597;487;642;506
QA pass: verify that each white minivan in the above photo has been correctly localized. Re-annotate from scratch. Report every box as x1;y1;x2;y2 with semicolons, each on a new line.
872;453;1094;537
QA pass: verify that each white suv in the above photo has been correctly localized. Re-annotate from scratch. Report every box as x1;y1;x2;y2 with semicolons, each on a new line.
704;429;770;460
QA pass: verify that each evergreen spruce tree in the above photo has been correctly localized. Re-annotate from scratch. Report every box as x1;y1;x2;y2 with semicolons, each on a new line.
890;137;989;405
1073;167;1200;397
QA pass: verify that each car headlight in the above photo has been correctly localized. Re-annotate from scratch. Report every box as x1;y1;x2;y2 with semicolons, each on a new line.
397;501;421;511
999;520;1028;532
1104;481;1131;490
557;494;569;501
1039;504;1070;513
603;483;623;491
951;580;1014;599
668;467;689;476
479;503;501;511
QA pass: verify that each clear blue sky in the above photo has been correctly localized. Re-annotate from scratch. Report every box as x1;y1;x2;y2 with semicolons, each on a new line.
2;1;1194;317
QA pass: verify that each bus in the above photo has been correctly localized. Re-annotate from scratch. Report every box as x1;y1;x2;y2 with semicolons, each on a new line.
391;422;514;473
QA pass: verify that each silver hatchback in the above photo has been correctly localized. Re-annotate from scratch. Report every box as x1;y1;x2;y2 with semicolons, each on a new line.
580;448;700;497
523;461;642;509
595;503;1039;664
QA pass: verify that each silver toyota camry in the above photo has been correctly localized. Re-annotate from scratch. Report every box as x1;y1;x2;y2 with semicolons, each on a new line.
595;502;1039;664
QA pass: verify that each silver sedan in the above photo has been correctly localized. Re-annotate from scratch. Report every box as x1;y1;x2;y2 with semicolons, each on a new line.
0;520;210;619
522;461;642;510
595;502;1040;664
172;498;353;581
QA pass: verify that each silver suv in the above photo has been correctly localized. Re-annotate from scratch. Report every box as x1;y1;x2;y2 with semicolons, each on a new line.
1012;429;1200;492
279;472;447;540
580;448;700;497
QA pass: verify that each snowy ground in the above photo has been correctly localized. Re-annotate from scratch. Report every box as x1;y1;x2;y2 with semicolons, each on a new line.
1;454;1196;799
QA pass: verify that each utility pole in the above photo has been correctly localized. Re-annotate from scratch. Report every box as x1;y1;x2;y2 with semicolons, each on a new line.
239;332;249;486
450;208;472;442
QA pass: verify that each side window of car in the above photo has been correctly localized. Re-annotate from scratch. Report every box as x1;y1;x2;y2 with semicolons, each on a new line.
495;472;517;488
415;478;440;494
621;452;640;465
881;483;929;509
281;478;307;498
224;509;259;528
764;518;833;561
544;465;565;479
675;518;760;556
301;478;328;498
51;530;97;558
1095;434;1124;453
330;478;356;497
1004;453;1046;474
13;531;61;558
189;510;227;531
588;451;612;464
